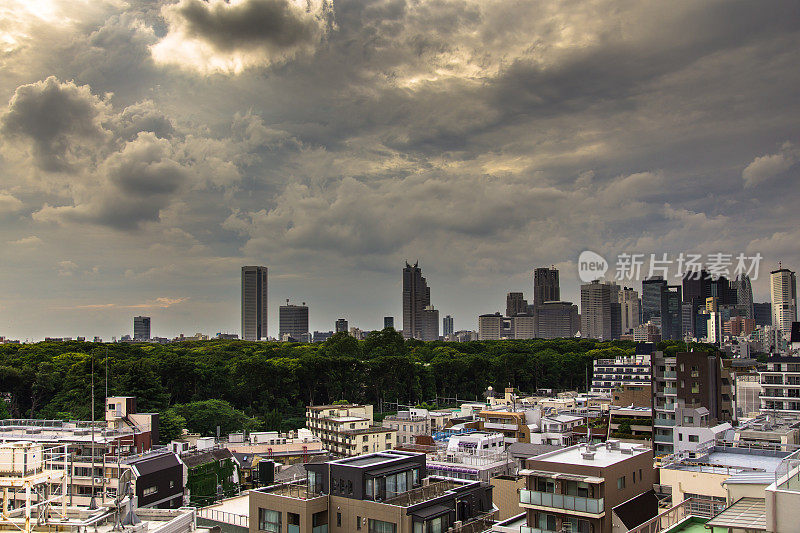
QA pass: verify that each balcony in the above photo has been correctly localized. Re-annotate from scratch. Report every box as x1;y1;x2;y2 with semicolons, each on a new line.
663;371;677;379
484;422;518;431
654;417;675;426
520;489;604;516
521;528;556;533
663;387;677;395
654;434;673;443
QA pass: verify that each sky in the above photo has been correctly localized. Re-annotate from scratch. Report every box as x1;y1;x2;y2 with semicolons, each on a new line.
1;0;799;341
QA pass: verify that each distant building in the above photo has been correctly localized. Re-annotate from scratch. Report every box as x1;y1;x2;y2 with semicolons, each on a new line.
620;286;641;334
506;292;529;317
133;315;151;341
535;301;579;339
384;316;394;329
279;301;309;341
402;261;439;341
591;354;651;394
771;267;797;340
305;404;396;457
241;265;268;341
443;315;454;337
478;313;535;340
335;318;348;333
733;273;754;319
313;330;334;342
754;302;772;327
533;266;560;307
581;281;612;340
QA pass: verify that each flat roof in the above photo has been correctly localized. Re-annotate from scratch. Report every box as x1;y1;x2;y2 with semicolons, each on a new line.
705;451;785;473
531;442;649;467
330;416;366;422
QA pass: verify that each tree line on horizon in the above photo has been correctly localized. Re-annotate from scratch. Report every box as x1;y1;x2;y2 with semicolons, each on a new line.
0;331;717;442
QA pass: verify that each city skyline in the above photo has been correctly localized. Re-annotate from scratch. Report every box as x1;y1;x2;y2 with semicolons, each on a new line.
1;1;800;340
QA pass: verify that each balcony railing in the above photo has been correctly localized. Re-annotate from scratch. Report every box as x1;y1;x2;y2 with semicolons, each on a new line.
624;497;723;533
520;489;604;515
653;434;673;443
521;528;556;533
663;387;677;395
663;371;677;378
654;417;675;426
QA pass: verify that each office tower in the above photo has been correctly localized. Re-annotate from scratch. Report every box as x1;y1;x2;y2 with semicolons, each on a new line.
443;315;454;337
535;301;580;339
733;274;754;319
279;301;309;340
681;301;694;337
335;318;348;334
505;292;529;317
402;261;438;341
771;267;797;339
133;316;150;341
753;302;772;327
241;266;268;341
533;266;560;307
663;285;682;340
478;313;535;340
383;316;394;330
619;287;641;334
604;281;622;339
641;276;667;324
581;281;612;340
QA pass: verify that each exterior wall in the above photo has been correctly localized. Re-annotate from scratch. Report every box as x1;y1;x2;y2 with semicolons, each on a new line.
765;483;800;533
612;385;652;408
328;496;405;533
249;489;329;533
657;468;729;503
490;475;525;521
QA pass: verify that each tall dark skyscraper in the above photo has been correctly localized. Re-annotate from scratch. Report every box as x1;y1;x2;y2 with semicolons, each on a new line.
241;266;268;341
402;262;439;340
279;301;309;340
581;281;612;340
506;292;529;316
335;318;349;333
443;315;454;337
641;276;667;324
533;267;560;306
733;274;754;319
664;285;683;340
133;316;150;341
384;316;394;330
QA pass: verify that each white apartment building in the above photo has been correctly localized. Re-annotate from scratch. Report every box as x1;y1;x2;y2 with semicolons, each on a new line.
591;354;651;394
760;355;800;415
305;404;396;456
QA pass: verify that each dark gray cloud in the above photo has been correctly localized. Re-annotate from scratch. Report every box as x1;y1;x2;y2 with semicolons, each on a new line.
0;77;108;171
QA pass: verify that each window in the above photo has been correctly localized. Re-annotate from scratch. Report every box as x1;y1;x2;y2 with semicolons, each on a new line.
683;416;694;424
288;513;300;533
357;516;362;530
363;435;369;442
617;476;626;490
538;514;557;532
169;481;175;489
691;383;700;393
639;469;643;481
143;486;158;497
348;480;353;495
258;509;281;533
689;435;699;442
368;519;396;533
337;512;341;527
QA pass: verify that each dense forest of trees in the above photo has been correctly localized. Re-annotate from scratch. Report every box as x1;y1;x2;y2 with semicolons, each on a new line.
0;331;716;442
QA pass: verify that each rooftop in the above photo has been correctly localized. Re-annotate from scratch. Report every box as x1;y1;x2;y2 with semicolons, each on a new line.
704;497;766;531
529;441;650;468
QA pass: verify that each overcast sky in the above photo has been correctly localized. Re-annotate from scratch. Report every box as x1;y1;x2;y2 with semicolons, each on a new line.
1;0;799;341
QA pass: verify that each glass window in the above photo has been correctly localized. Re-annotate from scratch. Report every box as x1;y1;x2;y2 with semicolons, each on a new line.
288;513;300;533
617;476;626;490
337;513;341;527
536;478;556;493
357;516;362;530
538;513;557;531
368;519;397;533
397;470;407;494
386;474;397;498
366;478;374;499
258;509;281;533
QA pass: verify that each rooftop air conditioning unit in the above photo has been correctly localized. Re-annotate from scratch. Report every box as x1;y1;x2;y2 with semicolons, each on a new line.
621;448;633;455
581;452;595;460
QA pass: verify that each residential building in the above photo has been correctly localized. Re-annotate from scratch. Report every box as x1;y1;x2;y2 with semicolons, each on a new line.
313;331;334;343
607;406;652;440
651;351;735;455
581;281;612;340
402;262;439;341
759;355;800;416
248;450;495;533
535;301;579;339
335;319;348;334
134;315;151;341
770;267;797;340
519;440;655;533
384;316;395;330
611;385;652;409
241;265;268;341
506;292;529;317
726;316;756;337
729;415;800;449
279;302;309;341
442;315;454;337
633;323;660;342
591;354;651;394
381;410;431;447
478;313;535;340
533;267;560;308
183;447;240;506
305;404;396;457
476;409;531;444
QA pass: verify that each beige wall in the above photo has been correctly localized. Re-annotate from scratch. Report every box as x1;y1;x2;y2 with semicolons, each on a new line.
490;476;525;520
658;468;729;502
249;490;329;533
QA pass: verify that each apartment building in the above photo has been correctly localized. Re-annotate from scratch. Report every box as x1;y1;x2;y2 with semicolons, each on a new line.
759;355;800;416
476;409;531;444
382;410;431;447
590;354;651;394
248;450;495;533
519;440;654;533
651;351;735;455
306;405;396;457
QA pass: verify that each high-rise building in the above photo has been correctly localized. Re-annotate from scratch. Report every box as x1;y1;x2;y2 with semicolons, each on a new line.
535;301;580;339
771;267;797;339
506;292;529;317
443;315;454;337
133;316;150;341
383;316;394;330
402;262;438;341
733;274;754;319
279;301;309;341
581;281;612;340
335;318;349;333
619;287;641;334
533;266;560;307
641;276;667;325
241;266;268;341
663;285;683;340
478;313;535;340
753;302;772;327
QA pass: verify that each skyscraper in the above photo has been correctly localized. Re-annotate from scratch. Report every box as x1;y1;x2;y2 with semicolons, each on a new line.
443;315;454;337
279;301;309;341
663;285;683;340
771;267;797;339
335;318;349;334
753;302;772;327
733;274;754;319
533;267;560;307
402;262;438;341
619;287;641;334
133;316;150;341
506;292;529;317
581;281;612;340
641;276;667;324
384;316;394;330
536;301;580;339
241;266;268;341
